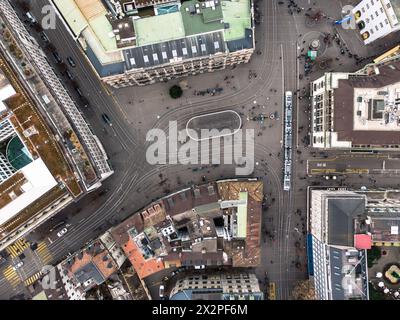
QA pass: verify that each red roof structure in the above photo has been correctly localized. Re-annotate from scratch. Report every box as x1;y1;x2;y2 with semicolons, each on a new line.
354;234;372;250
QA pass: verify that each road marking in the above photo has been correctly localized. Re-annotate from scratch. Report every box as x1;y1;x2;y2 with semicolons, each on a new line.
6;238;30;258
2;265;20;287
24;272;42;287
35;241;52;265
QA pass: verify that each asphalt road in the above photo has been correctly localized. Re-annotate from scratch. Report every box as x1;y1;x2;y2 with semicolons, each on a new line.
307;154;400;175
1;0;380;300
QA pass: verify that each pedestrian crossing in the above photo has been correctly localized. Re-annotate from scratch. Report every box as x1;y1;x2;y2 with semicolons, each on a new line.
6;238;30;258
24;272;42;287
2;265;20;287
35;241;52;264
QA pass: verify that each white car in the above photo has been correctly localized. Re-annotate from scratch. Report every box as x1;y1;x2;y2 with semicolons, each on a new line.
57;228;68;237
12;261;23;271
159;285;165;298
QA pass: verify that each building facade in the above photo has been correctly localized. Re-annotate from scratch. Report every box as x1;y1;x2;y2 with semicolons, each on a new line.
169;272;263;300
51;0;255;88
353;0;400;44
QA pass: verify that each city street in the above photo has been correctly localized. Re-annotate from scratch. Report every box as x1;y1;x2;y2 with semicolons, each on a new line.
1;0;399;300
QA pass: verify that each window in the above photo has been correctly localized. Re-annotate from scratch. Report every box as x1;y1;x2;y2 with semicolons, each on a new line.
380;22;384;27
387;3;391;9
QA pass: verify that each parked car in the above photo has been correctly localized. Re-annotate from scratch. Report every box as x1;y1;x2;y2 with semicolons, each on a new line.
57;228;68;237
39;31;49;43
102;113;112;126
25;12;36;24
65;70;74;80
67;57;76;67
12;261;24;271
52;52;62;64
75;87;83;97
159;285;165;298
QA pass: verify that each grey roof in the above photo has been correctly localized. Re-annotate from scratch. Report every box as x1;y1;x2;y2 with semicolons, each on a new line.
86;45;125;77
327;196;366;246
226;28;253;52
123;31;226;70
329;246;345;300
329;246;369;300
74;261;105;288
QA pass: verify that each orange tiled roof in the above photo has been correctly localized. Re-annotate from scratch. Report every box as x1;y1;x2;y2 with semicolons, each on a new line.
92;250;118;279
122;237;164;279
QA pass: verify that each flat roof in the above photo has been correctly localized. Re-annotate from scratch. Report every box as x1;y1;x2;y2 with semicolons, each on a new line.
333;61;400;146
180;1;224;36
221;0;251;42
54;0;117;52
0;158;57;226
53;0;88;37
0;84;16;112
134;12;185;46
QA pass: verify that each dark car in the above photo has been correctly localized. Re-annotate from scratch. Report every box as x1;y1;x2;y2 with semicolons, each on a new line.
65;70;74;80
75;87;83;97
67;57;76;67
102;113;112;126
39;31;49;43
52;52;62;64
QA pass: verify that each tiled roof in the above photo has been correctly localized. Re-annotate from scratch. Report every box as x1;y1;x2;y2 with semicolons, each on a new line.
122;237;165;279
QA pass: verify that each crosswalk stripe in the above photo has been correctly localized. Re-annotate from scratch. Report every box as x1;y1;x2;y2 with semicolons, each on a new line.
24;272;42;287
35;242;52;264
5;239;30;258
2;266;20;287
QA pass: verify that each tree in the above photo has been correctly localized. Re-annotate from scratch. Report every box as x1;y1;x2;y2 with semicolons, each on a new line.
57;62;68;73
169;85;183;99
292;280;315;300
46;43;56;52
367;247;381;267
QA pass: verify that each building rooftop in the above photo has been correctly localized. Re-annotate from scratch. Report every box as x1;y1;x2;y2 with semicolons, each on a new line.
0;159;58;226
327;196;366;247
180;0;224;36
333;60;400;147
133;0;177;8
134;12;185;46
110;179;263;279
123;31;225;70
53;0;253;77
329;247;368;300
221;0;251;42
62;240;118;291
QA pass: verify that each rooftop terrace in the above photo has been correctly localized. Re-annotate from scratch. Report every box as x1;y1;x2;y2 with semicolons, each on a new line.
134;11;185;46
